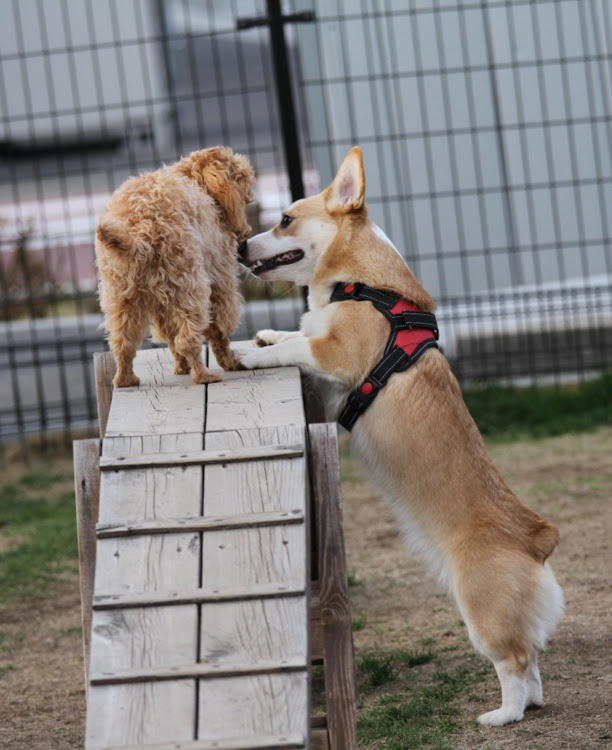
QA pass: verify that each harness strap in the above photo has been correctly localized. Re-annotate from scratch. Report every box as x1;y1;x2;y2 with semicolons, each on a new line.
330;282;440;431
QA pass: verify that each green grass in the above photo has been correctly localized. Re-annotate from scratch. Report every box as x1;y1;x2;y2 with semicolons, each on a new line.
0;464;77;600
358;649;437;694
463;371;612;442
357;653;488;749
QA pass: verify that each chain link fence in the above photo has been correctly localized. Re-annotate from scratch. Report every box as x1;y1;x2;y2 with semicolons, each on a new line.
1;0;611;459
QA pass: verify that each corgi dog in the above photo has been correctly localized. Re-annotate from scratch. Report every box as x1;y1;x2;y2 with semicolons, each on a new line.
238;147;564;726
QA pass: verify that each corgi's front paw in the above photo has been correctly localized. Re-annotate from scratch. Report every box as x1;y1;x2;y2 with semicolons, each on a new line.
239;346;279;370
254;329;281;347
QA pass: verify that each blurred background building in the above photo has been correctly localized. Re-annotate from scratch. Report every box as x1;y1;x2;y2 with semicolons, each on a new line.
0;0;611;454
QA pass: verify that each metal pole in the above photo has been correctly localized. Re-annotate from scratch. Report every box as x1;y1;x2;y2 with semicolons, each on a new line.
266;0;305;203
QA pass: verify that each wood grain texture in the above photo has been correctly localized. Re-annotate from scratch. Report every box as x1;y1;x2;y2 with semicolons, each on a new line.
88;367;205;746
300;372;327;424
310;727;330;750
99;444;303;470
86;681;195;747
105;383;205;437
91;656;306;686
199;597;308;668
86;351;313;749
197;673;308;743
90;605;196;674
73;438;101;684
204;425;306;516
92;733;305;750
93;351;116;439
94;533;200;597
201;525;306;590
97;509;304;539
308;423;358;750
93;584;306;611
133;346;204;388
206;367;305;432
99;433;203;526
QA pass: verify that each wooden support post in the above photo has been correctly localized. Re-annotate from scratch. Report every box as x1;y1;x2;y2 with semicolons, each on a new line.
93;351;116;439
308;423;358;750
73;438;101;684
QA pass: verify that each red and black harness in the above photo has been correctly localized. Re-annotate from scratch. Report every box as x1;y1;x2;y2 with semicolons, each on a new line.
330;282;440;431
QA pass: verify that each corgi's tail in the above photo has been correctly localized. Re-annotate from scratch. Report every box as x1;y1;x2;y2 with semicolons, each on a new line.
530;519;560;564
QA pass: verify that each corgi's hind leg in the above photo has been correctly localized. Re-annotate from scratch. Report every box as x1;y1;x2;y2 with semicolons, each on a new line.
524;651;543;709
477;655;528;726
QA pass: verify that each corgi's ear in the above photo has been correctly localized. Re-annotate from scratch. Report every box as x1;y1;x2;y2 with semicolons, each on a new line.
325;147;365;214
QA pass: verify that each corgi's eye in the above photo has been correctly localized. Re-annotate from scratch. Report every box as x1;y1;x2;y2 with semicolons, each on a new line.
280;214;293;229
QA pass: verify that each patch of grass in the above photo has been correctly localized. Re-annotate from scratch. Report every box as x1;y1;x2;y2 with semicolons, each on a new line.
0;464;77;600
357;659;487;749
464;371;612;442
358;649;437;694
352;614;368;632
359;653;398;690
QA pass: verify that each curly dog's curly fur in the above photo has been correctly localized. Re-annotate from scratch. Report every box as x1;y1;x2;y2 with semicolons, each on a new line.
95;146;255;387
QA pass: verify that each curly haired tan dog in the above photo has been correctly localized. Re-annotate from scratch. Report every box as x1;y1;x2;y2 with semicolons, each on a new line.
96;146;255;387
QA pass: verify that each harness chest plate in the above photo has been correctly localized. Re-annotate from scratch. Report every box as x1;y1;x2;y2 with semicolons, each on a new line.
330;282;440;431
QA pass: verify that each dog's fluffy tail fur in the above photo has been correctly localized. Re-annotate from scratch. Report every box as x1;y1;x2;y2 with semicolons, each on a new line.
96;219;136;255
530;519;560;564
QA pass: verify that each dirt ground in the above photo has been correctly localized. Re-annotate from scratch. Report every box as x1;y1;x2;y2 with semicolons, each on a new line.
0;427;611;749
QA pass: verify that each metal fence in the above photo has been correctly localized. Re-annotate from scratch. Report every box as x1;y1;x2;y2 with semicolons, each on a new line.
1;0;611;458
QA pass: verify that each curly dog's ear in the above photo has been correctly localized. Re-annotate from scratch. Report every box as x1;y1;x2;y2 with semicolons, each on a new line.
175;147;255;240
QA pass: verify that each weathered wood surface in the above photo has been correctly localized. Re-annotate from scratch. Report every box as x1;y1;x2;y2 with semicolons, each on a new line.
309;423;358;750
97;508;305;539
73;438;102;684
95;736;305;750
85;346;310;749
93;351;115;439
99;444;304;470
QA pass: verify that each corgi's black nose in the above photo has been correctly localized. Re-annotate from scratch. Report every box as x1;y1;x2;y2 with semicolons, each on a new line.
237;240;248;259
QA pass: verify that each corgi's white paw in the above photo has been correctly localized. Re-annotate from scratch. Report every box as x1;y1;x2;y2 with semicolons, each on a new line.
254;329;281;347
239;347;279;370
477;707;523;727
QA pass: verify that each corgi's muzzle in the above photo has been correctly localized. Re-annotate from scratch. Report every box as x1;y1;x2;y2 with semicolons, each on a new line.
242;245;304;276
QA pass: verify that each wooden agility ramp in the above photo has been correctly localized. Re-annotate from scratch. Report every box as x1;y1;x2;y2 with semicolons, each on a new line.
74;346;357;749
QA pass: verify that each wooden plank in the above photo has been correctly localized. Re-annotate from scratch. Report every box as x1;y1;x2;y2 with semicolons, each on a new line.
92;733;305;750
93;582;306;610
98;433;203;526
200;407;310;747
99;444;303;470
90;606;197;674
73;438;101;684
104;381;205;438
300;372;327;424
201;524;306;590
90;655;306;686
308;423;358;750
309;590;324;665
200;597;308;670
97;509;304;539
204;425;306;516
206;367;305;432
310;727;330;750
86;681;195;748
133;346;206;388
93;351;116;439
93;534;200;597
89;371;206;747
197;673;308;743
